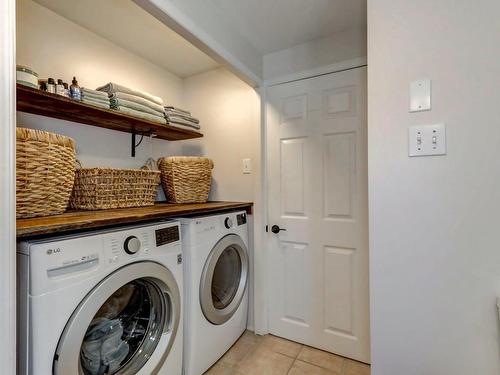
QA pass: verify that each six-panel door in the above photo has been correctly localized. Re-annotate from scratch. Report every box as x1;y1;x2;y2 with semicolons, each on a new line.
266;67;369;363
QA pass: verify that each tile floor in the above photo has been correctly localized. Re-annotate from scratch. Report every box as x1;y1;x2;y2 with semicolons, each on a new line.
204;331;370;375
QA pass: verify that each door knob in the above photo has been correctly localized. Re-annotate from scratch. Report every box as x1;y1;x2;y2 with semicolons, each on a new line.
271;225;286;234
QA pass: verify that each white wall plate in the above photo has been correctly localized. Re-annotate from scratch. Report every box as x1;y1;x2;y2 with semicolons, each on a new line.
409;79;431;112
408;124;446;157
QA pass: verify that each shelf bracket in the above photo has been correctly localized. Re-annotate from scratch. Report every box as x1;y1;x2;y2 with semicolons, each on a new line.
131;130;150;157
131;131;136;157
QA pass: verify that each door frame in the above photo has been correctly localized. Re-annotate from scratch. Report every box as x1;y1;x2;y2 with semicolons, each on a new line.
253;57;368;335
0;0;17;373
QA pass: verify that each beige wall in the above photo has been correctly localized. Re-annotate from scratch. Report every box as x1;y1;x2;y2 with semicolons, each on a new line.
181;68;260;203
368;1;500;374
17;0;186;169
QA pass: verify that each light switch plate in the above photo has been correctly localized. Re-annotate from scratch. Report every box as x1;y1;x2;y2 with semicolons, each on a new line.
409;124;446;157
409;79;431;112
242;158;252;174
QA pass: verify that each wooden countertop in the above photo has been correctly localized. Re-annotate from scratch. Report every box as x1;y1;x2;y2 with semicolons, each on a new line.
16;201;253;239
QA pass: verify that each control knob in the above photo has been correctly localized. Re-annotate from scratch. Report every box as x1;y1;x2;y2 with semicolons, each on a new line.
124;236;141;254
224;217;233;229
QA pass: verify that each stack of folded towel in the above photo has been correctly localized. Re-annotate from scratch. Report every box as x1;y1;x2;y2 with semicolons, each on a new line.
96;82;166;124
81;88;110;109
164;106;200;131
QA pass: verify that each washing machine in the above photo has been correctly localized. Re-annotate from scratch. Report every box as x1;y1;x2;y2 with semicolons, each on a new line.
180;211;249;375
17;221;183;375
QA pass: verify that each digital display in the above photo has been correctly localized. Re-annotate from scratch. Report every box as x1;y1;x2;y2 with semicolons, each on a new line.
155;226;180;247
237;213;247;226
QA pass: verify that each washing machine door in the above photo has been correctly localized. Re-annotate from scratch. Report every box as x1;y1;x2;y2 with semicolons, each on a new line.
200;234;249;325
53;261;180;375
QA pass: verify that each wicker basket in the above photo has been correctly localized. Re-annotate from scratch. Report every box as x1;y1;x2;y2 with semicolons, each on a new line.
70;167;161;210
158;156;213;203
16;127;76;218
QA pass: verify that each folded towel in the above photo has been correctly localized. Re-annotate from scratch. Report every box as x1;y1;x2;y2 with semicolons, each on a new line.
82;92;109;102
82;96;110;105
96;82;163;106
110;98;164;117
165;109;189;117
114;106;166;124
82;98;110;110
164;106;191;115
166;116;200;129
168;122;201;132
165;112;200;124
109;92;164;113
81;87;108;98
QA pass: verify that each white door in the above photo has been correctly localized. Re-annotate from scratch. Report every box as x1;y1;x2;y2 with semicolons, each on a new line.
266;67;369;363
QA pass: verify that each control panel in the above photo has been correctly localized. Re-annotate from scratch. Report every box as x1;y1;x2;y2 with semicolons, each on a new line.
155;225;180;246
107;222;180;264
23;221;181;296
237;213;247;226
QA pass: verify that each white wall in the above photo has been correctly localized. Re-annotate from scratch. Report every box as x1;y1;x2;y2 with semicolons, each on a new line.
17;0;186;170
368;1;500;374
182;68;261;329
263;28;366;82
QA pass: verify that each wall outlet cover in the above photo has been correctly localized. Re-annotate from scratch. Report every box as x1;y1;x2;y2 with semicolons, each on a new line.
409;79;431;112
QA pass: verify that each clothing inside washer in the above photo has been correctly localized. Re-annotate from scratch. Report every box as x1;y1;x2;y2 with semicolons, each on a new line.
80;280;165;375
80;318;129;375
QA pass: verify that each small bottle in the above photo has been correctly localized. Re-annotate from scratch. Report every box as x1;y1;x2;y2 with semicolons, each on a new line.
70;76;81;100
56;79;65;96
63;82;70;97
47;78;56;94
38;79;47;91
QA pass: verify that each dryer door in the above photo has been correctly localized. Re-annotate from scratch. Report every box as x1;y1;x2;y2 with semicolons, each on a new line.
200;234;249;325
53;261;180;375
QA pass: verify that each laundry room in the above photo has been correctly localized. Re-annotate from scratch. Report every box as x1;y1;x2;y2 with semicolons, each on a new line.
5;0;500;375
15;0;262;374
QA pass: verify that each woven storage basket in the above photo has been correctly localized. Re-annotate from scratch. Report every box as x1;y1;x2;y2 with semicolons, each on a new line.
158;157;214;203
16;127;76;218
70;167;161;210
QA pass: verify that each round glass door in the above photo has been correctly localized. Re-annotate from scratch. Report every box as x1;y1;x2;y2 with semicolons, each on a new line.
200;234;249;325
53;262;180;375
80;280;167;375
211;247;242;309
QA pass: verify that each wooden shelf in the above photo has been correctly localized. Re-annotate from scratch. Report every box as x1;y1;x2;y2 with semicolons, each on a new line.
16;201;253;238
16;84;203;141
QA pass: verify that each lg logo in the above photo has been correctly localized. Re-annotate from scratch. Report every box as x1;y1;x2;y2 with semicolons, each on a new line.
46;248;61;255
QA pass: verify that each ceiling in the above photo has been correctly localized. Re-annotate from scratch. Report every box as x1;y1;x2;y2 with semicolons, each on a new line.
33;0;219;78
196;0;367;55
33;0;366;80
